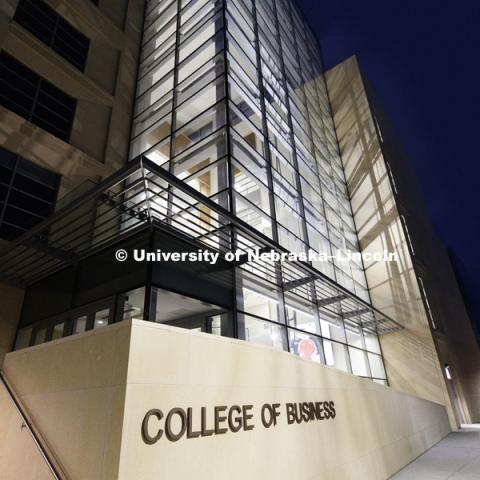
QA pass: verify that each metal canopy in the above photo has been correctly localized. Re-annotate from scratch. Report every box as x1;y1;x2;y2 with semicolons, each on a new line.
0;156;403;335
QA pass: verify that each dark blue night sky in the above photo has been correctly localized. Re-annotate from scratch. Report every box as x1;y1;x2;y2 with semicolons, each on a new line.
295;0;480;336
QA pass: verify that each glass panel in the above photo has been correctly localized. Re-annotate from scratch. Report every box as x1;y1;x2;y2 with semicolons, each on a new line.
368;353;386;379
349;347;370;377
120;287;145;321
233;163;271;215
275;196;304;240
323;340;350;373
173;127;226;175
181;0;214;27
135;73;174;117
209;313;232;336
228;77;263;131
178;43;224;85
241;288;279;322
172;101;226;156
240;314;287;351
33;328;47;345
285;297;318;334
178;13;222;63
142;136;171;166
14;326;32;350
364;331;381;353
51;322;65;340
320;315;346;343
289;329;324;364
345;323;365;348
184;160;228;201
237;270;282;322
139;48;175;96
144;1;177;42
175;76;225;130
130;113;172;159
230;104;265;157
73;315;88;334
152;287;223;326
227;40;258;87
234;192;272;238
277;225;306;254
133;87;173;138
94;309;110;329
177;53;224;107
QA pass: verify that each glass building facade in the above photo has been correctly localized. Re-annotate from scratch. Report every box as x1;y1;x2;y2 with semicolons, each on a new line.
127;0;386;382
7;0;392;384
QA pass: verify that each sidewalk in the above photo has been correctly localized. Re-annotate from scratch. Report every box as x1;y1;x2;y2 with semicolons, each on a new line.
391;425;480;479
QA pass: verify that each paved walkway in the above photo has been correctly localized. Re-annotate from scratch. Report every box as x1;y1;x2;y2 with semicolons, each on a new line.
391;425;480;479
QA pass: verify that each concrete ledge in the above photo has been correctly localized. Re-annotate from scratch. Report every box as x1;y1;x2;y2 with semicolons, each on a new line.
1;320;450;479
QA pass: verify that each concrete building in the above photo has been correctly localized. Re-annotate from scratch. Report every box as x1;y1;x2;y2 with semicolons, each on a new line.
0;0;478;479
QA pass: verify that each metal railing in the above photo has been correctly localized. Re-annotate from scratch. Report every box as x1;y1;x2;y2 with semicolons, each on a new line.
0;156;402;334
0;371;68;480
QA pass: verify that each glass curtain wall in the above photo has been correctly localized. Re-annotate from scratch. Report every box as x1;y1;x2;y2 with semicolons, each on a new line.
130;0;386;383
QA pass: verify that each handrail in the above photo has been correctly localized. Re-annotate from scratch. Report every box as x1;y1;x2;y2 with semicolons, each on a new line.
0;371;68;480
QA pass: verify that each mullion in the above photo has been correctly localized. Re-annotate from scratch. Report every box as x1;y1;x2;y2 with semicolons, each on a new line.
238;0;286;335
271;0;327;357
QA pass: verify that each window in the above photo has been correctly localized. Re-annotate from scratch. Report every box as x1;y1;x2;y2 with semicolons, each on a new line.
324;340;350;373
93;308;110;328
33;327;47;345
0;148;59;240
14;0;90;71
14;326;33;350
0;53;77;141
240;313;288;351
150;287;223;328
117;287;145;321
289;329;324;363
73;315;88;333
368;353;386;379
51;322;65;339
349;347;370;377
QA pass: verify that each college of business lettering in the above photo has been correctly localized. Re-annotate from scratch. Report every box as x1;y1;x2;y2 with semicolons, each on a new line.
142;401;336;444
